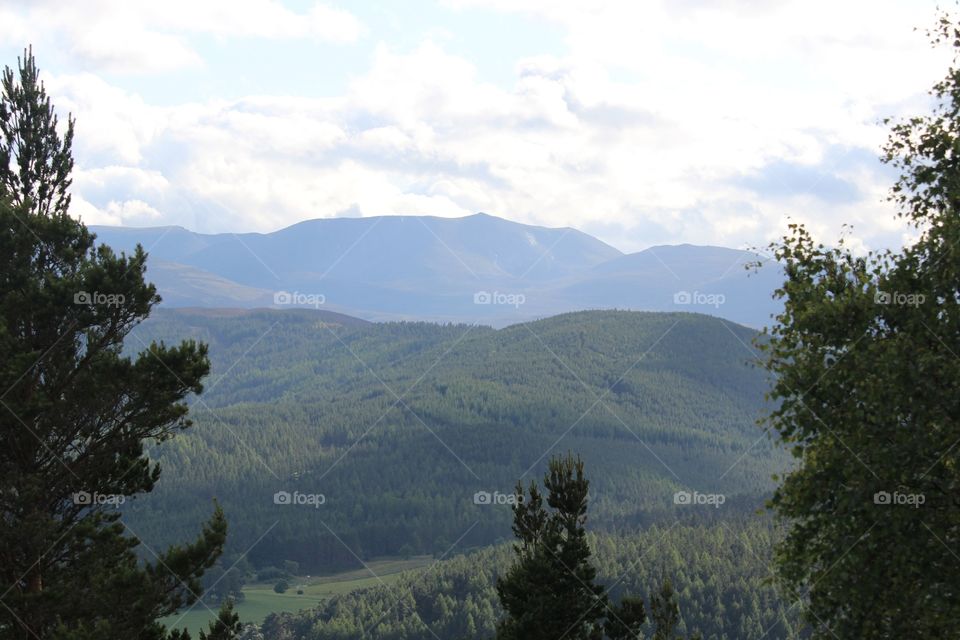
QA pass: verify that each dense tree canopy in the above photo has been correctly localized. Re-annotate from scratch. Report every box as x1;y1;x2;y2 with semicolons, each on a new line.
258;517;799;640
120;308;783;573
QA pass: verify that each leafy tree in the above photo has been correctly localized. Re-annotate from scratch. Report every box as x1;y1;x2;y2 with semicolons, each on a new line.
256;566;285;582
273;580;290;594
0;49;232;639
202;561;246;604
758;11;960;638
495;453;645;640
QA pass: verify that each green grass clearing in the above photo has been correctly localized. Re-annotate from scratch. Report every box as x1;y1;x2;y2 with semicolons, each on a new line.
162;556;434;636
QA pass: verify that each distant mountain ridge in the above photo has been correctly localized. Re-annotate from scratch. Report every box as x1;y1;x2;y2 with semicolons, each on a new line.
91;213;782;327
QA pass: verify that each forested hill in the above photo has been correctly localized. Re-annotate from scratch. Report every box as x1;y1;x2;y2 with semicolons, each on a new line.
123;308;785;572
260;518;801;640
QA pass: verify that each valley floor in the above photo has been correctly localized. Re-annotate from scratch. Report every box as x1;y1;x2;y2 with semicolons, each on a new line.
162;556;434;636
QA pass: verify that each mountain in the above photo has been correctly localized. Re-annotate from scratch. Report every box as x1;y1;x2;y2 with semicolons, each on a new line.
550;244;784;328
122;308;785;574
91;213;783;327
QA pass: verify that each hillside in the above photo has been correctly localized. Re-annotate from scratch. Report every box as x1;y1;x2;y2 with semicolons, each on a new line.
254;518;800;640
122;308;785;573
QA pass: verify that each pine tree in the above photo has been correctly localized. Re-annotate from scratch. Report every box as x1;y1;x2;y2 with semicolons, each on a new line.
495;453;645;640
0;48;232;639
199;601;243;640
650;580;681;640
0;46;73;217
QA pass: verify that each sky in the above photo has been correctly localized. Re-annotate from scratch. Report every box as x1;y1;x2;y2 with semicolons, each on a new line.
0;0;950;253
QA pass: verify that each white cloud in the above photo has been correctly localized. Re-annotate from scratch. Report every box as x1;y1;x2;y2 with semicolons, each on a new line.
19;0;950;254
74;166;170;196
71;29;201;75
3;1;364;74
73;196;164;226
44;73;163;163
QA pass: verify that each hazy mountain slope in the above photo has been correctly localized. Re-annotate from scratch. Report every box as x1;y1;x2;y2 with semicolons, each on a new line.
91;214;783;327
546;244;784;327
145;260;273;307
92;212;621;287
